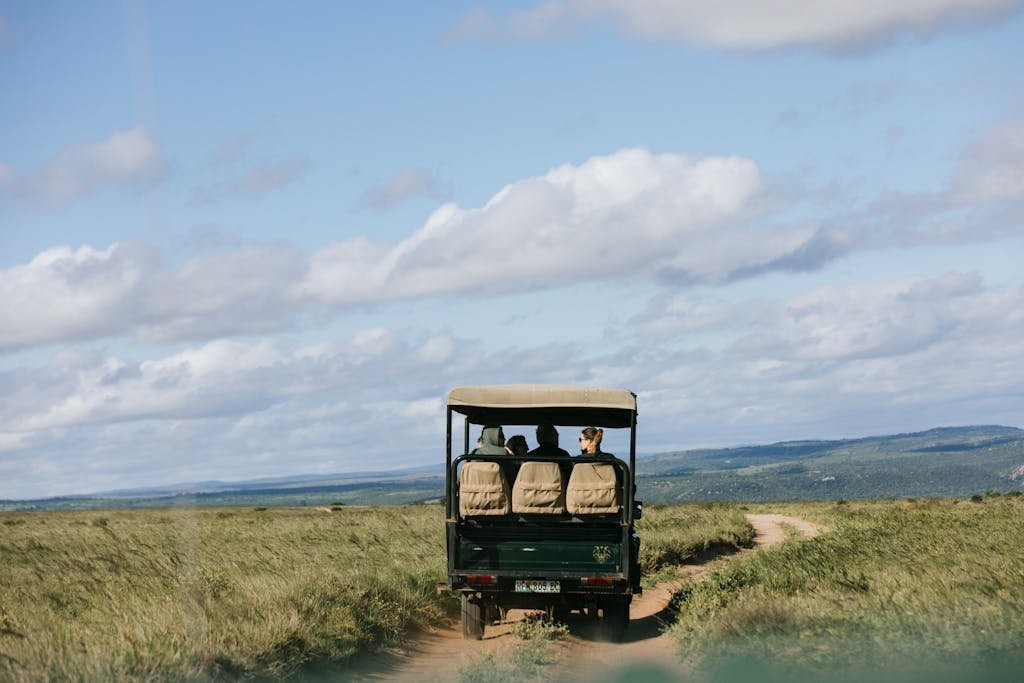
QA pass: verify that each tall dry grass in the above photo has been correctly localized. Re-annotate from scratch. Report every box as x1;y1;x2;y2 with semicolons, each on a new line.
637;503;753;577
0;506;447;681
670;496;1024;679
0;502;749;681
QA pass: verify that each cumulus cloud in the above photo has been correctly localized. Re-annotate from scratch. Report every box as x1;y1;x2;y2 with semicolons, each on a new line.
755;273;986;361
5;273;1023;498
4;134;1021;351
2;148;785;350
635;272;995;360
361;167;448;209
299;148;789;303
619;273;1024;450
3;127;164;208
0;244;155;349
0;242;305;350
0;329;584;497
445;0;1024;51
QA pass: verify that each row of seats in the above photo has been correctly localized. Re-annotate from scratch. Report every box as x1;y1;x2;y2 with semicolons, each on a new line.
459;460;620;517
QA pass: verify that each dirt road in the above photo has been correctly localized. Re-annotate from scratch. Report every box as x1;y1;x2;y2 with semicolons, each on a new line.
349;514;823;682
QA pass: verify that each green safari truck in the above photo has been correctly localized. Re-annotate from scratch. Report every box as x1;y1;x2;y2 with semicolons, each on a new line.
441;385;642;641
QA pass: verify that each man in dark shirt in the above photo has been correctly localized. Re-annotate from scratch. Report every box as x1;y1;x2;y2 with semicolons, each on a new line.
527;423;571;457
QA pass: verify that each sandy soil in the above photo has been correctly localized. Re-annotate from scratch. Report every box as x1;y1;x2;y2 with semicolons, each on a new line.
346;514;824;682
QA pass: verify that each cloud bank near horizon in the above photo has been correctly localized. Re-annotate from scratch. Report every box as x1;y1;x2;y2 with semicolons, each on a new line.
2;271;1021;499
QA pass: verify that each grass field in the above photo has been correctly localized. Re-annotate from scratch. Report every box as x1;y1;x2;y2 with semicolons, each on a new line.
670;495;1024;681
0;503;750;681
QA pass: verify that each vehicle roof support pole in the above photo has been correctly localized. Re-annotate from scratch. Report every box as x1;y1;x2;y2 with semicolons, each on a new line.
445;407;452;519
628;410;637;522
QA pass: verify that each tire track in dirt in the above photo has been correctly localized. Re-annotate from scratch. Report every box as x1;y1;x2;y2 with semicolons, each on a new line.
347;514;823;682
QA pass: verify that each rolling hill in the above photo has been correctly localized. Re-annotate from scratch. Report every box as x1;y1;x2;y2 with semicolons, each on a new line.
3;425;1021;510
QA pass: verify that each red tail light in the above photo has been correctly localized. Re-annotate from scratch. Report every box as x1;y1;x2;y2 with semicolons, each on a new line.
465;574;497;585
581;576;614;586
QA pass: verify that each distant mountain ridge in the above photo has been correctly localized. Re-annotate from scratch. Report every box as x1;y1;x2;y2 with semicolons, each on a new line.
3;425;1021;511
638;425;1024;502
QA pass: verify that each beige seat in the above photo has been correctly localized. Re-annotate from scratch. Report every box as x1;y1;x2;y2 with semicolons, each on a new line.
567;463;620;514
459;461;511;516
512;461;566;514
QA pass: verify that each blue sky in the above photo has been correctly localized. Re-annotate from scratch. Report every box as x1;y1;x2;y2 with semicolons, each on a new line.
2;1;1023;499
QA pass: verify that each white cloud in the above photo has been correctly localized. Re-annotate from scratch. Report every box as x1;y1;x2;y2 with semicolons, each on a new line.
0;243;304;351
446;0;1024;51
300;148;777;303
6;127;164;208
626;274;1024;450
3;133;1021;352
766;273;984;361
6;272;1022;498
0;329;583;497
0;244;154;349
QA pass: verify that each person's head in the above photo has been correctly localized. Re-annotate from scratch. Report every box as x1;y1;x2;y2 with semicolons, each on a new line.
579;427;603;455
506;434;528;456
536;423;559;447
479;425;505;447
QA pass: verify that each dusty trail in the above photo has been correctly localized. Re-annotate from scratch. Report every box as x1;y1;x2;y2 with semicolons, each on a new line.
347;514;823;682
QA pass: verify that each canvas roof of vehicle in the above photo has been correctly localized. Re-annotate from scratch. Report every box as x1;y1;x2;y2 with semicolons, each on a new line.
447;385;637;428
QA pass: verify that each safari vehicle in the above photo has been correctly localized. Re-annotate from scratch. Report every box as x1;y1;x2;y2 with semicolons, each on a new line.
441;385;642;641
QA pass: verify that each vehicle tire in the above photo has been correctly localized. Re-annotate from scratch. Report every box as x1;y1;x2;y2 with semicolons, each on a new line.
552;606;571;623
461;594;484;640
599;600;629;642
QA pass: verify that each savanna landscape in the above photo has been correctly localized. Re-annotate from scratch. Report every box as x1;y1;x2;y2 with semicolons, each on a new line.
4;2;1024;683
3;496;1023;682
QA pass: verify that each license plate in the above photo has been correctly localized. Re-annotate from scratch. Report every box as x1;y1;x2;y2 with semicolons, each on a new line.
515;580;560;593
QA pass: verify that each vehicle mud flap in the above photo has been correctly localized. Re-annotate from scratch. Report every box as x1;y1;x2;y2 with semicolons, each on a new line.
461;593;484;640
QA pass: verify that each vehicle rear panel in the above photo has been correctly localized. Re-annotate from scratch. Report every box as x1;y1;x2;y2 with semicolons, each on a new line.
456;529;623;574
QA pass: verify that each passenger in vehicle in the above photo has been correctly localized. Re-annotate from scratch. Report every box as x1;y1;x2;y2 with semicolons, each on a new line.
472;426;507;455
505;435;529;456
567;426;621;515
578;427;612;457
528;423;571;457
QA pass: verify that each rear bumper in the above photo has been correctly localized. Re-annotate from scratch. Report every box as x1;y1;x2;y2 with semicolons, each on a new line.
445;573;638;598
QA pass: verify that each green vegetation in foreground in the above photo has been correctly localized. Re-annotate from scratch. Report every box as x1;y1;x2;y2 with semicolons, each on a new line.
670;495;1024;680
0;506;448;681
637;503;753;583
0;503;746;681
